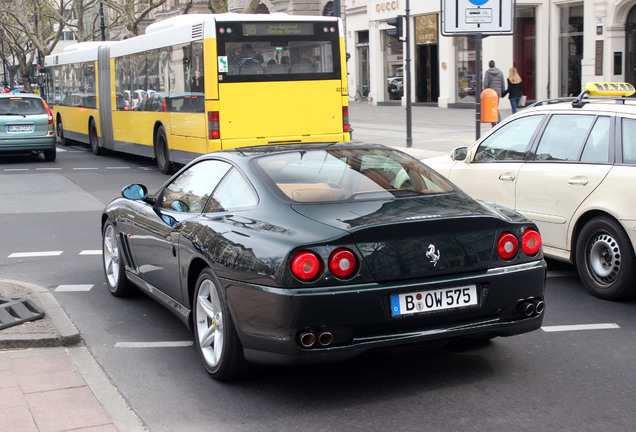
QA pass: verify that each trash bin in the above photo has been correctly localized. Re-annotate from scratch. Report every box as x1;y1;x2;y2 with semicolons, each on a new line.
481;88;499;123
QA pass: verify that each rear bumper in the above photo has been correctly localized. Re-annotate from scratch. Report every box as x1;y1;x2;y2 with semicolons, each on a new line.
0;136;56;152
224;259;546;366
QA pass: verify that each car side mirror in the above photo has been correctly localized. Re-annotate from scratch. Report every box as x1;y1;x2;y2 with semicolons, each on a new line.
451;147;468;161
122;184;148;200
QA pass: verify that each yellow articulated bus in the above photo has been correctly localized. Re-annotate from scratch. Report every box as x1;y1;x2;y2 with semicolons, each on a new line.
44;14;350;173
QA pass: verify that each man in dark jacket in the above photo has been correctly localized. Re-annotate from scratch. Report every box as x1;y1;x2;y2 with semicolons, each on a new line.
483;60;505;125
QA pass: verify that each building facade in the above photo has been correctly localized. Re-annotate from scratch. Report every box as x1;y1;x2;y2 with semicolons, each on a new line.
345;0;636;109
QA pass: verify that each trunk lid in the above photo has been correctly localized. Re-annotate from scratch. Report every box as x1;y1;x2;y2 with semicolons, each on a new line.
292;194;506;281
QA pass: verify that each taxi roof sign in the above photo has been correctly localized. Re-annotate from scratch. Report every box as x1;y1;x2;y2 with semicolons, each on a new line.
584;82;635;97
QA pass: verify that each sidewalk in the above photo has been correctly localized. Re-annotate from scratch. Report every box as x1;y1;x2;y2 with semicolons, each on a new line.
0;279;146;432
347;101;511;158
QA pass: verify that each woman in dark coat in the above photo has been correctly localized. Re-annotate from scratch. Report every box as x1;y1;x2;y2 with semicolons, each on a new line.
503;67;523;114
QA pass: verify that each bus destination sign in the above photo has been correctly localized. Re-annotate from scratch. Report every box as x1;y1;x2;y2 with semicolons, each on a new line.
242;23;315;36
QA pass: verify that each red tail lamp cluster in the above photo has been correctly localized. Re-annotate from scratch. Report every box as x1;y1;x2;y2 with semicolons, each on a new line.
497;229;542;260
291;248;358;281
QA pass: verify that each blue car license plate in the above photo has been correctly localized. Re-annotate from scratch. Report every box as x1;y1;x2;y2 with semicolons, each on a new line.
390;285;478;316
8;125;33;132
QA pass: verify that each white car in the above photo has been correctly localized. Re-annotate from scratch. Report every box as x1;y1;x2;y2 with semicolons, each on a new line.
424;82;636;300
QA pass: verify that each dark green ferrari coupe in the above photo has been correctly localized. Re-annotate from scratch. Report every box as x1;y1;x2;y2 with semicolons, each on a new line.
101;143;546;380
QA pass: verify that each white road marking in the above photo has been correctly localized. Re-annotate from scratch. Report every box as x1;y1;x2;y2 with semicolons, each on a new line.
80;250;102;255
35;167;62;171
55;284;94;292
105;166;131;170
115;341;193;348
3;168;29;172
8;251;63;258
73;167;99;170
542;323;620;332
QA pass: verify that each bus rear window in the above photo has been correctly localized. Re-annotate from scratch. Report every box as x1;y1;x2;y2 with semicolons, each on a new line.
216;21;341;82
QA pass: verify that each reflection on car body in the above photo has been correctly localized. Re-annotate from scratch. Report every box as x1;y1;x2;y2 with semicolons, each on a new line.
102;142;546;380
425;82;636;301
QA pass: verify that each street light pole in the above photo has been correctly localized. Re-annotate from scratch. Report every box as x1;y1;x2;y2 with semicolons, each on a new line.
405;0;412;147
100;2;106;41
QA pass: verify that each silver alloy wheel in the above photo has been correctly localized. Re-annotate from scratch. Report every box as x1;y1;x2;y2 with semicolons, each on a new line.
195;279;224;368
103;224;120;288
588;233;621;284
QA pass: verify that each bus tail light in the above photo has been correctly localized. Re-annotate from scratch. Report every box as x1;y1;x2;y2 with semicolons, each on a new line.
208;111;220;140
342;106;349;133
42;100;53;125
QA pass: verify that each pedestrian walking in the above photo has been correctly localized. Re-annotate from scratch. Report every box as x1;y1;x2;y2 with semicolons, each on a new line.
503;67;523;114
483;60;505;126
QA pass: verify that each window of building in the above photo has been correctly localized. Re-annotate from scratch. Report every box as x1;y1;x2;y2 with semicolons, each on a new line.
559;4;584;97
455;36;476;103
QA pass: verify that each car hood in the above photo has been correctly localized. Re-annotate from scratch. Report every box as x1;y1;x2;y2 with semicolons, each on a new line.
421;154;456;178
292;194;513;281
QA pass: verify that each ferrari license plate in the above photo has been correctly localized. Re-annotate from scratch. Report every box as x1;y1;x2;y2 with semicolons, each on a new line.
390;285;478;317
8;125;33;132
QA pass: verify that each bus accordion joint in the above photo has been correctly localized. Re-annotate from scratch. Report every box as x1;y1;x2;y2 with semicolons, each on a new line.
208;111;220;140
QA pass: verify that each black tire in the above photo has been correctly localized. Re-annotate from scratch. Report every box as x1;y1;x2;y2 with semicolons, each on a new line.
43;148;56;162
193;268;247;380
90;120;104;155
154;126;174;175
575;216;636;300
56;117;70;146
102;220;134;297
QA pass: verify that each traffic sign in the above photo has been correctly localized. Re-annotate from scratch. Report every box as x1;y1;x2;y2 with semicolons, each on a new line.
441;0;515;35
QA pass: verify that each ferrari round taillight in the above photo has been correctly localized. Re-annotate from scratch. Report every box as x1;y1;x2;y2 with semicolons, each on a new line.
290;251;322;281
497;232;519;260
522;229;542;256
329;248;357;279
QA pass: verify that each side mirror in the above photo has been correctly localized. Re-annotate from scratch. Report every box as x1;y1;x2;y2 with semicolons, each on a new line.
451;147;468;161
121;184;148;200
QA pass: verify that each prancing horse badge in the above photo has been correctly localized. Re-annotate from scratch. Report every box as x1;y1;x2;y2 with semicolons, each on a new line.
426;244;441;266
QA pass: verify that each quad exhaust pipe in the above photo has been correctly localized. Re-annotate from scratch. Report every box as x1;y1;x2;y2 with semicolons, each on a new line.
298;329;334;348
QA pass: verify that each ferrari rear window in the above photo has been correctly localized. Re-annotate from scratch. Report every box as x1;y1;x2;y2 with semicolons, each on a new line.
255;148;455;202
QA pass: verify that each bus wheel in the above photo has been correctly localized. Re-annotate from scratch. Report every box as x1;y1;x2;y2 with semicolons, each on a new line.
57;117;69;146
90;120;104;155
154;126;174;175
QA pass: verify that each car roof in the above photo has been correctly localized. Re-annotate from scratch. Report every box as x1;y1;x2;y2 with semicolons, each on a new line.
523;97;636;115
0;92;42;99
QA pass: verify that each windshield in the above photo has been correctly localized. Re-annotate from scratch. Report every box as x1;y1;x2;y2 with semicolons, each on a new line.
255;148;455;203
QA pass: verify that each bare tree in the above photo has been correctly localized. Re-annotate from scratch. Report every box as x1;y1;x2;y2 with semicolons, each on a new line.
100;0;169;37
0;0;64;91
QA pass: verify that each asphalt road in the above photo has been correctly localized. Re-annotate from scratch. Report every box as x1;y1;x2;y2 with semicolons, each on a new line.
2;112;636;431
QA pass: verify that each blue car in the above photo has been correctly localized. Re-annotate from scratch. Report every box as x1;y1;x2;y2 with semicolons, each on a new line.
0;93;56;161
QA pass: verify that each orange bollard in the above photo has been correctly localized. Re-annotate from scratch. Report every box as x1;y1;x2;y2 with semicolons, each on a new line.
481;88;499;123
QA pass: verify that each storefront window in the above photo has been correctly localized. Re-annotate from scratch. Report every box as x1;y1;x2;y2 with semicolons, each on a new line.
356;31;369;98
384;30;403;101
559;4;583;97
456;37;476;103
515;6;536;101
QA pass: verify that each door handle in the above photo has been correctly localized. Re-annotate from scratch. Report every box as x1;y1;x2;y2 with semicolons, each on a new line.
568;177;589;186
498;174;516;181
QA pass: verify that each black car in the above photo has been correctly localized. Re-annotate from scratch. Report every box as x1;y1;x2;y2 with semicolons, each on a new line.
101;143;546;380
